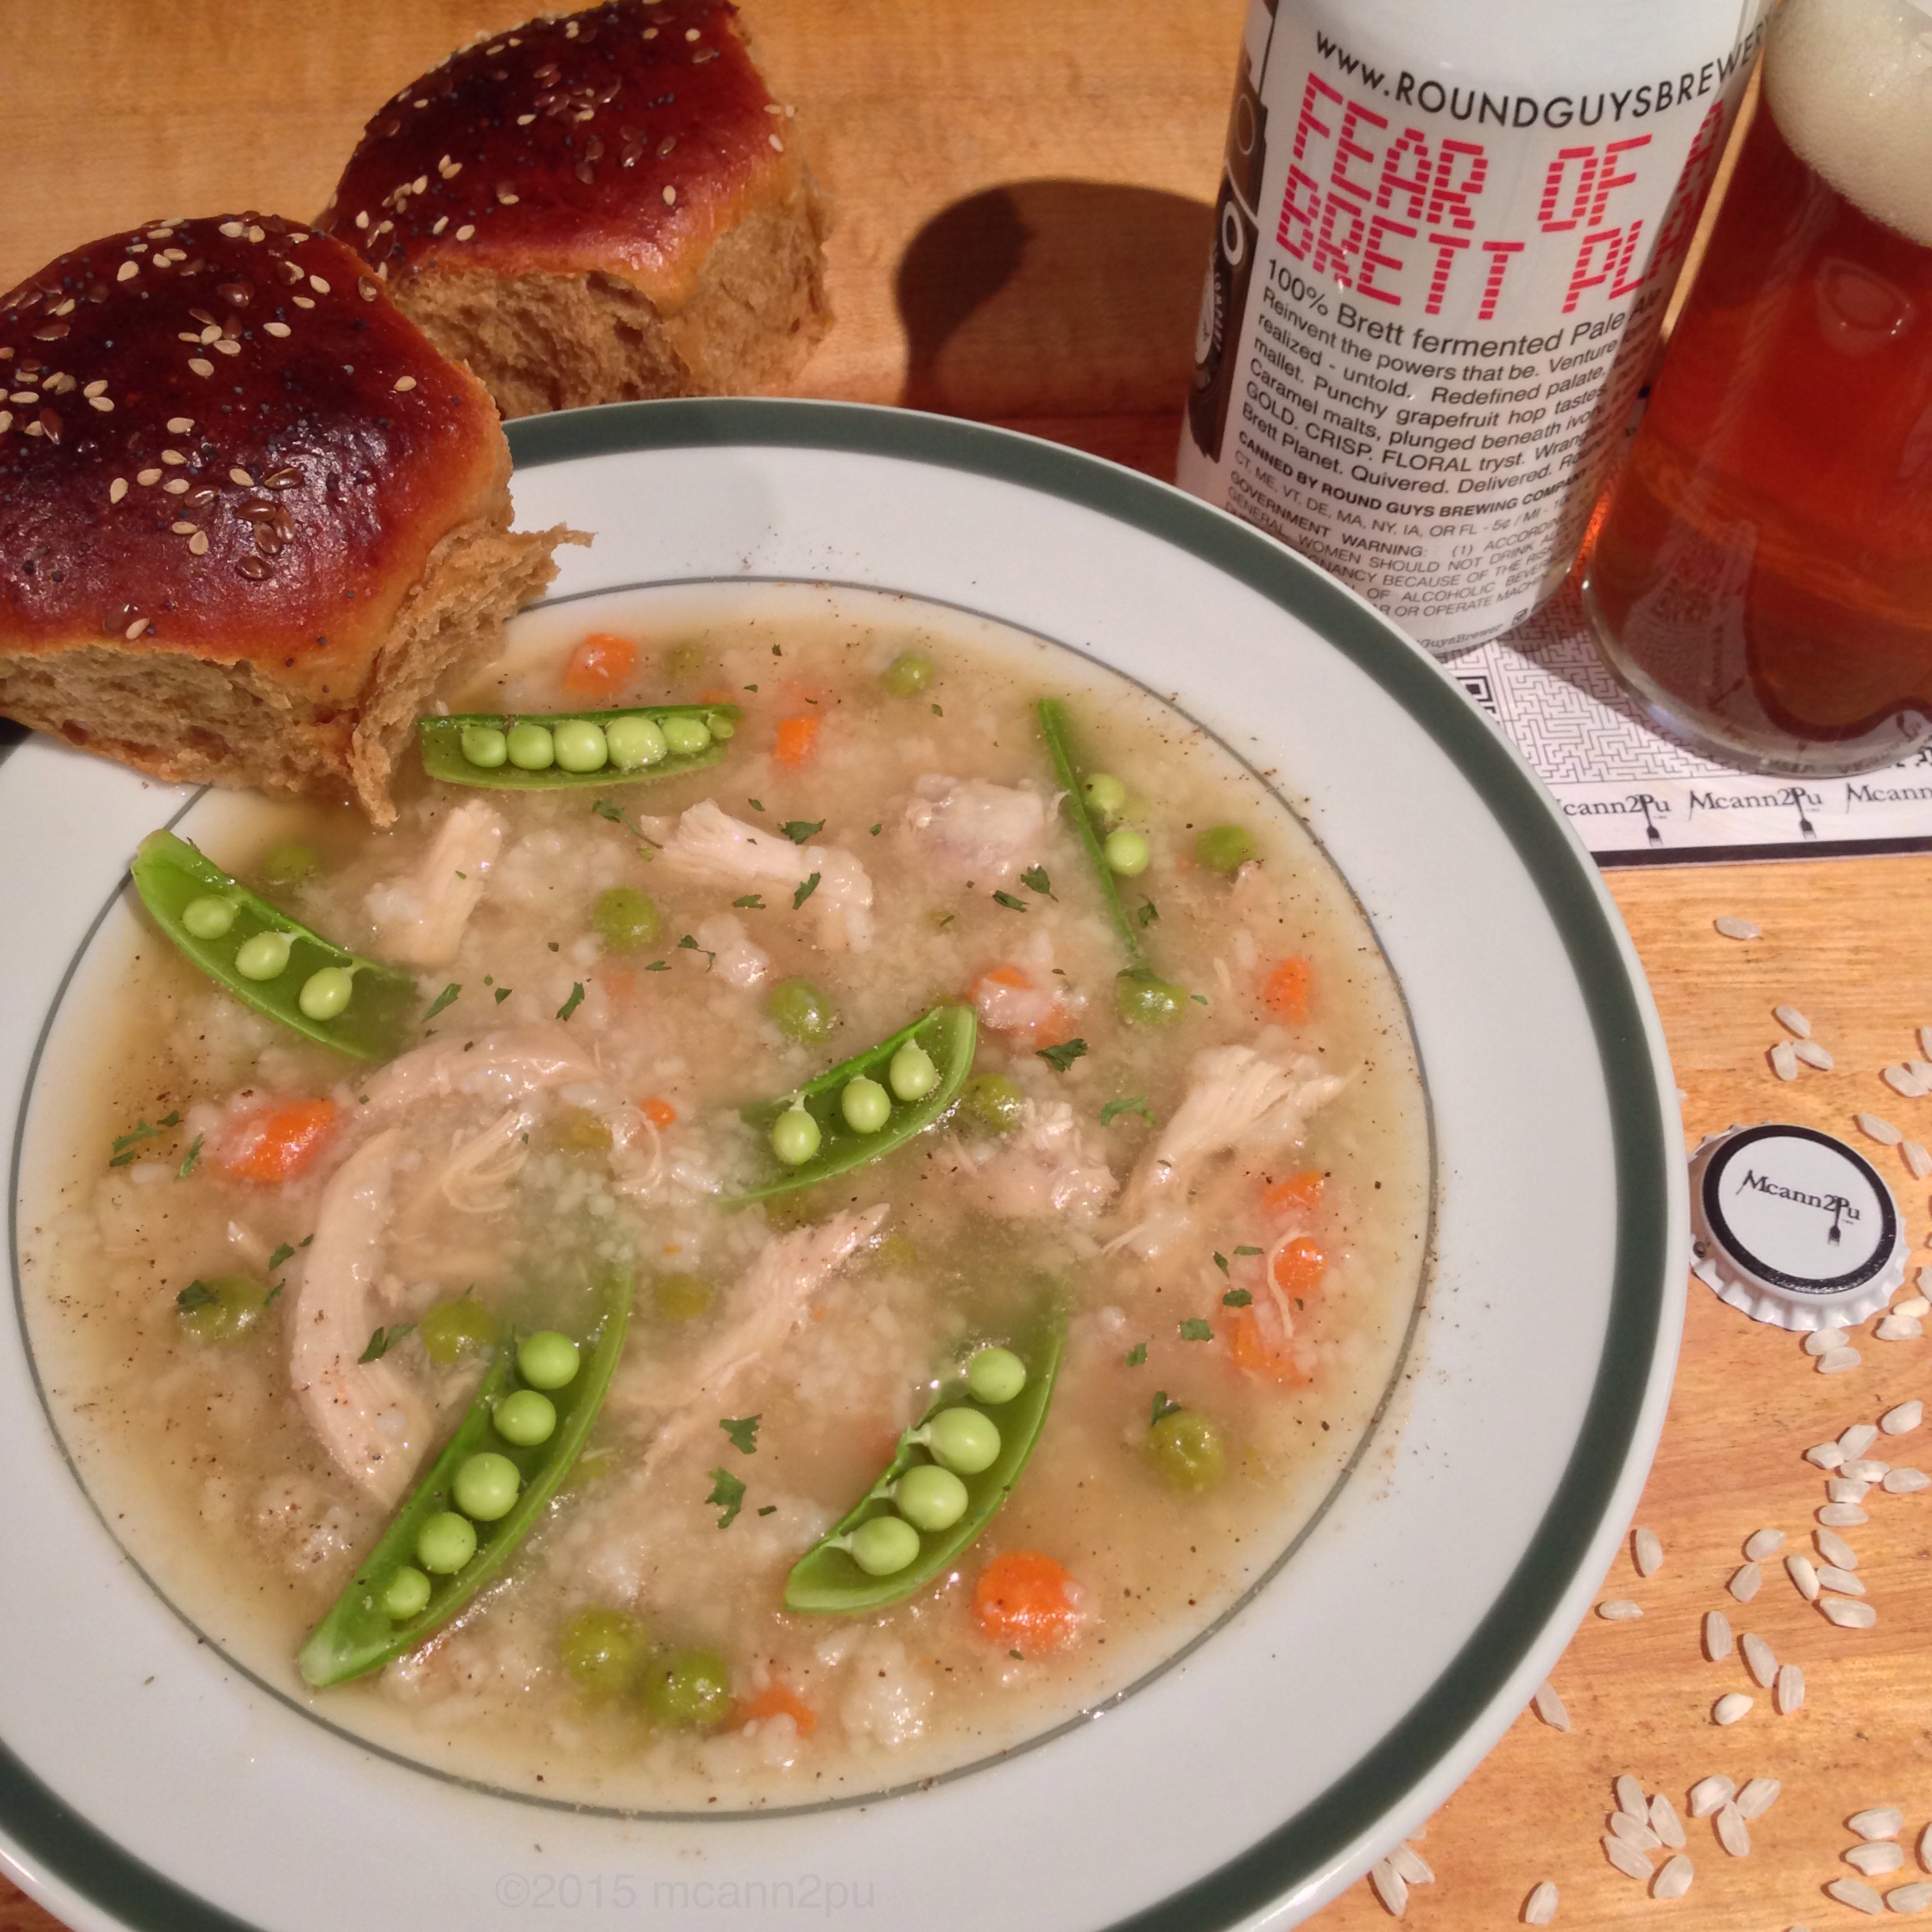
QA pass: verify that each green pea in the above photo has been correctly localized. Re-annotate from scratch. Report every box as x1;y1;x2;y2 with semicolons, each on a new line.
959;1073;1025;1135
841;1075;891;1135
605;714;668;769
419;1297;499;1365
766;977;835;1044
460;723;508;769
384;1565;432;1620
298;965;354;1020
593;886;659;952
924;1406;1001;1475
965;1346;1027;1406
559;1605;647;1695
707;712;736;741
416;1511;477;1575
553;718;609;773
887;1040;938;1103
1149;1409;1225;1491
848;1515;922;1577
1117;970;1186;1027
771;1099;822;1167
519;1331;581;1391
506;721;556;770
177;1274;272;1346
661;715;711;758
234;930;293;980
1196;825;1256;874
653;1273;713;1322
1103;827;1151;876
1084;772;1128;821
640;1647;733;1729
882;651;934;696
182;894;237;940
493;1388;557;1447
895;1464;968;1532
261;842;317;889
454;1451;521;1522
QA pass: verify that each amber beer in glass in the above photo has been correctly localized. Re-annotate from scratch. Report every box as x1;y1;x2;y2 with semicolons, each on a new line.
1583;0;1932;773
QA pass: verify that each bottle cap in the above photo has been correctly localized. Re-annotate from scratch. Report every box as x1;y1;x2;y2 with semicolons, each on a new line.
1688;1123;1905;1331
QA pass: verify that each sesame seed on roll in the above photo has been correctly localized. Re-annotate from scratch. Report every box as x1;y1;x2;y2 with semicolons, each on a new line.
0;213;569;825
320;0;829;419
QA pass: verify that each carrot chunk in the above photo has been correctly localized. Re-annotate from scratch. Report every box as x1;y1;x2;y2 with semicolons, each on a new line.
773;715;820;767
1271;1236;1327;1298
561;631;636;698
639;1096;678;1129
1227;1306;1311;1386
1262;1169;1324;1217
972;1551;1080;1655
1261;956;1312;1024
732;1681;817;1737
215;1098;339;1184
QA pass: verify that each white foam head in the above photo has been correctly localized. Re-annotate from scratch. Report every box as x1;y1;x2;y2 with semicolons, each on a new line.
1765;0;1932;246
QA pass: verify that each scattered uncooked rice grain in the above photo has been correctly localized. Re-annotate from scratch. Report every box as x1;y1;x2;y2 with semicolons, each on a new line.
1846;1843;1906;1878
1882;1466;1929;1493
1881;1065;1928;1099
1598;1599;1643;1620
1715;916;1760;939
1920;1024;1932;1061
1846;1458;1890;1481
1850;1807;1904;1840
1787;1553;1822;1600
1368;1859;1407;1917
1715;1803;1751;1858
1807;1440;1848;1470
1650;1794;1686;1849
1774;1003;1811;1038
1688;1776;1737;1818
1795;1040;1836;1071
1919;1821;1931;1868
1634;1526;1664;1576
1828;1877;1885;1915
1841;1424;1881;1458
1906;1142;1932;1181
1881;1400;1923;1435
1772;1041;1800;1082
1889;1881;1932;1913
1729;1561;1762;1602
1523;1880;1558;1926
1714;1692;1754;1724
1807;1328;1848;1357
1703;1609;1733;1660
1817;1564;1866;1596
1829;1477;1873;1504
1388;1842;1434;1886
1876;1313;1924;1341
1735;1777;1781;1821
1776;1662;1805;1713
1744;1526;1787;1559
1819;1346;1863;1374
1817;1526;1859;1569
1603;1837;1653;1881
1821;1595;1878;1628
1859;1111;1905;1146
1822;1503;1872;1526
1532;1679;1570;1732
1893;1294;1931;1319
1653;1855;1694;1900
1612;1811;1663;1852
1743;1631;1779;1687
1616;1774;1647;1818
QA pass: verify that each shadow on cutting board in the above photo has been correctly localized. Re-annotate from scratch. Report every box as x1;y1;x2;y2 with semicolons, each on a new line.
897;182;1212;423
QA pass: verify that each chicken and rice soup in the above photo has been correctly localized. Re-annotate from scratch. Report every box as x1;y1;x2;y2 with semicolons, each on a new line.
20;582;1429;1810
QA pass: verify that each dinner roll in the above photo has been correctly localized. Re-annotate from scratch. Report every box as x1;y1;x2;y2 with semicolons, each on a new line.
320;0;829;418
0;214;567;825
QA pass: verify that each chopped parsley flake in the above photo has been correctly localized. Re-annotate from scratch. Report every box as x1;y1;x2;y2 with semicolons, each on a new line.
747;799;764;812
719;1415;761;1455
1212;1252;1230;1275
1099;1095;1153;1126
733;893;765;909
174;1279;215;1313
176;1134;204;1179
425;983;461;1021
268;1243;295;1271
1136;899;1159;929
646;959;670;972
1036;1038;1088;1073
706;1467;746;1529
792;871;821;910
1150;1390;1181;1425
679;934;716;969
493;987;512;1003
1178;1318;1213;1342
109;1111;182;1166
992;889;1028;912
556;983;586;1021
1125;1342;1148;1368
1222;1288;1253;1307
1020;865;1052;897
780;819;824;844
1234;1245;1263;1256
359;1322;412;1363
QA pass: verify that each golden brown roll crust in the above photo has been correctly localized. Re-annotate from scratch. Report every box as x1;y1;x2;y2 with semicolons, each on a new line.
320;0;829;416
0;214;566;821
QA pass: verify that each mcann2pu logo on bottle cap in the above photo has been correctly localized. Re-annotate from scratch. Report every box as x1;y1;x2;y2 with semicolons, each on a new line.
1688;1123;1905;1331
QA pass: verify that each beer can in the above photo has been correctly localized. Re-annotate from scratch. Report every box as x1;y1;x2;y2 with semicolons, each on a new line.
1179;0;1768;657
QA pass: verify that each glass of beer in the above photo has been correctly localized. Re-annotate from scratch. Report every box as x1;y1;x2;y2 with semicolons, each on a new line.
1582;0;1932;775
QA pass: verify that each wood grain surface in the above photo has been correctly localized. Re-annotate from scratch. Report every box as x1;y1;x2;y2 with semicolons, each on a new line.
2;5;1927;1930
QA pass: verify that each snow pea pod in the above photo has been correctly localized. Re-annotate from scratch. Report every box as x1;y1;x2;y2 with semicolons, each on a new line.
1037;698;1148;971
784;1294;1065;1614
727;1004;978;1205
418;703;741;791
131;829;416;1061
298;1261;634;1688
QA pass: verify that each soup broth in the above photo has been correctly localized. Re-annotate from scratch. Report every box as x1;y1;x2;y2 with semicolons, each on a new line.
19;583;1428;1810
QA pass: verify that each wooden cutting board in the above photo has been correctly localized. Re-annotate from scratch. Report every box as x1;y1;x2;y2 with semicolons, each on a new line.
2;6;1926;1930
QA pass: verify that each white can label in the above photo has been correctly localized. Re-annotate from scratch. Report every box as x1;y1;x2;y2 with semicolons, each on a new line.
1179;2;1765;654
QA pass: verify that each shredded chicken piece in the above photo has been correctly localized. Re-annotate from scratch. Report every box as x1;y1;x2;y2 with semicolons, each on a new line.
425;1104;537;1215
941;1100;1117;1221
694;912;769;989
660;800;874;951
289;1128;431;1504
1114;1044;1346;1260
903;775;1050;884
365;801;505;968
357;1024;597;1118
